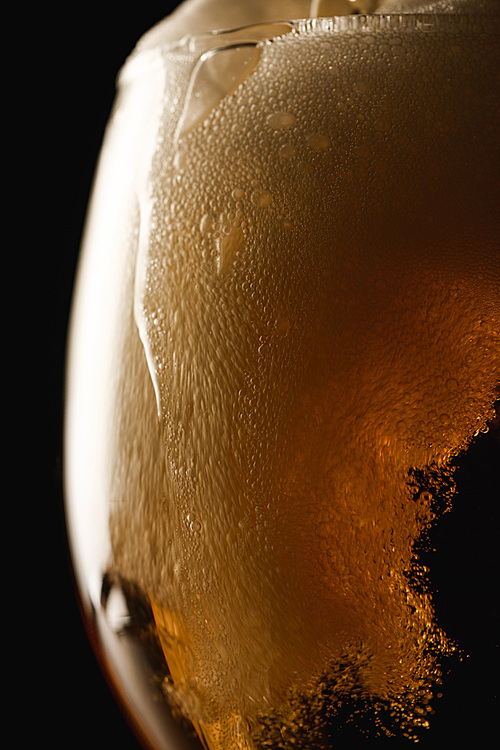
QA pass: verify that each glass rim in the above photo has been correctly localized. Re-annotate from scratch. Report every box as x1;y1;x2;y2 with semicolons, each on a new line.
121;13;499;82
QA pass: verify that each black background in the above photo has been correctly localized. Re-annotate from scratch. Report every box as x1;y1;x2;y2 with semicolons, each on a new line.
28;2;498;748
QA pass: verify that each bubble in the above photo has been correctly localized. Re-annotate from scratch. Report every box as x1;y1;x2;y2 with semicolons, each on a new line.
280;143;299;159
306;133;331;151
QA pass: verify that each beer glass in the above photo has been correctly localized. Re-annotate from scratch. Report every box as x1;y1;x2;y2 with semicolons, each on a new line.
64;1;499;747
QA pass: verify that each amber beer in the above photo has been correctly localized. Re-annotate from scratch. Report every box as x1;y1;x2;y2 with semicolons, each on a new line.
64;2;499;748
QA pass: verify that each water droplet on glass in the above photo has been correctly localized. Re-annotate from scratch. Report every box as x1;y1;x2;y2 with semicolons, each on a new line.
280;143;298;159
190;519;202;534
217;224;245;273
298;161;315;177
200;212;216;235
307;133;331;151
374;117;391;134
251;189;273;208
266;111;297;130
276;317;292;334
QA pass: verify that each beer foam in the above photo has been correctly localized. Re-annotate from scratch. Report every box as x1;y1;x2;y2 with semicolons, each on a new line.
377;0;495;12
106;14;500;749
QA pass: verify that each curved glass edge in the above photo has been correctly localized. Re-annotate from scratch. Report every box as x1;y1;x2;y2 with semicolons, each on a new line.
119;13;500;83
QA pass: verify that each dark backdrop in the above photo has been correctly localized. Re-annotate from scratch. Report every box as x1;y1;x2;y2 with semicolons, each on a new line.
38;4;181;748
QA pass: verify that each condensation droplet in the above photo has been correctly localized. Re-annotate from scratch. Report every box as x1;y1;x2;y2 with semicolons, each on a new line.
266;111;297;130
353;81;370;95
298;161;315;177
190;519;202;534
307;133;331;151
276;317;291;334
280;143;298;159
217;224;245;273
200;213;216;235
251;189;273;208
173;148;189;171
374;118;391;134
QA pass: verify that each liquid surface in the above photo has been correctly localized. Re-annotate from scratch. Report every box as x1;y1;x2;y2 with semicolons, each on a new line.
65;6;500;750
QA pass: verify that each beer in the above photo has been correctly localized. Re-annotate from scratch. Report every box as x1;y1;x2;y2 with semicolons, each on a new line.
64;1;499;747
